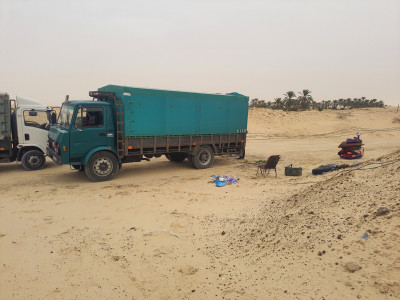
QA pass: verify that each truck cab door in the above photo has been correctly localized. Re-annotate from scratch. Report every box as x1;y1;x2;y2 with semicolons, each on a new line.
21;109;51;152
69;106;107;163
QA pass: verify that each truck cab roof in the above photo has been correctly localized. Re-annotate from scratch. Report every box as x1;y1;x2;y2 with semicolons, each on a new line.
63;100;111;106
16;96;48;109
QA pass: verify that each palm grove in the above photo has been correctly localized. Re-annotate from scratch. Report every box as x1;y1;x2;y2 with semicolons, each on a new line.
249;90;385;111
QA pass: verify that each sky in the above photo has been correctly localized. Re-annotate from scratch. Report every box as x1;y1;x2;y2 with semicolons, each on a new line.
0;0;399;106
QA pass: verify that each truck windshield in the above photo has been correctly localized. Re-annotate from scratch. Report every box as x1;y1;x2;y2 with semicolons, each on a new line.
57;105;74;129
24;110;54;130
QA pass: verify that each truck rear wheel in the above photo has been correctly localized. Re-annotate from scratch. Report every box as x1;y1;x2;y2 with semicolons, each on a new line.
85;151;119;181
21;150;46;171
191;145;215;169
165;153;186;162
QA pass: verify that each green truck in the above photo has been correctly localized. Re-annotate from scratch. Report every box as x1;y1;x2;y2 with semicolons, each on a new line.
47;85;248;181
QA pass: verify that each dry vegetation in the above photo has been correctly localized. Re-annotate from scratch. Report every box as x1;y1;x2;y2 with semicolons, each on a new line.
337;111;353;120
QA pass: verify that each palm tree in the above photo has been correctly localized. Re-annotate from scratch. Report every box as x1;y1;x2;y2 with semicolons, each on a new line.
346;98;352;108
274;98;283;110
283;91;296;110
297;89;314;110
353;98;360;108
338;98;344;109
250;98;260;108
259;100;267;108
283;91;296;100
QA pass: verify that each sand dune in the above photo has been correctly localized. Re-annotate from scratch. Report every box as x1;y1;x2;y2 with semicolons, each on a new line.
1;107;399;299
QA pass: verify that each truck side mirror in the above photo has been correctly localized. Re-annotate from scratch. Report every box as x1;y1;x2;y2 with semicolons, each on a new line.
29;111;38;116
76;121;82;130
50;112;57;124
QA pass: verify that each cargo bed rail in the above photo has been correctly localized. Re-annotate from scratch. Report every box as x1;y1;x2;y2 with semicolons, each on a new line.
124;133;246;157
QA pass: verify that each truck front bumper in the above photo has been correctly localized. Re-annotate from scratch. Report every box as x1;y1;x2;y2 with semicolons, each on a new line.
46;147;63;165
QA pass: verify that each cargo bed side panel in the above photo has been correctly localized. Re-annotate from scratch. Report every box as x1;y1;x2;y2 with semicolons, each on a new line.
98;85;248;137
0;94;11;140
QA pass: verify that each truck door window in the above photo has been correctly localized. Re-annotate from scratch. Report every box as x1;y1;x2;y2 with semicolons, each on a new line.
24;110;50;130
57;105;74;129
75;107;104;129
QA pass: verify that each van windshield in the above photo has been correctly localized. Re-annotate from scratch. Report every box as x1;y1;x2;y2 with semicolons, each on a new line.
57;105;75;129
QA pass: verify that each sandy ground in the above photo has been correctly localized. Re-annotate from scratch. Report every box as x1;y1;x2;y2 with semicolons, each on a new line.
1;107;399;300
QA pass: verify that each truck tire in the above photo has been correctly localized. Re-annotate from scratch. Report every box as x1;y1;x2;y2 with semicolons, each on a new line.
191;145;215;169
187;154;195;168
165;153;186;162
21;150;46;171
84;151;119;181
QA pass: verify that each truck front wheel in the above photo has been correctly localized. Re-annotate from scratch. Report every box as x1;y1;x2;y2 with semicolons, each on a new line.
85;151;119;181
21;150;46;171
191;146;215;169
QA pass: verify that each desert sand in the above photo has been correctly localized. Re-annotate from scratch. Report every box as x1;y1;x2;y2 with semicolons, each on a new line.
1;107;399;299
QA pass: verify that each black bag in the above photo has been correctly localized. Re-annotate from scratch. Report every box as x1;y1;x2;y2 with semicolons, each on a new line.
312;164;338;175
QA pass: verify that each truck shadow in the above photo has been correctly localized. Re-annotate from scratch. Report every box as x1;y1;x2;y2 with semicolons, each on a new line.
48;157;237;183
116;158;237;180
0;160;59;173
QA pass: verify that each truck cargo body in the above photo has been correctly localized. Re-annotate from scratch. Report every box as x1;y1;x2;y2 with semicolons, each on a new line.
47;85;249;181
0;93;13;162
97;85;248;136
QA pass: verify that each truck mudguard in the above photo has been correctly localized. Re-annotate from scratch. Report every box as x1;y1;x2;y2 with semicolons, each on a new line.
83;146;119;166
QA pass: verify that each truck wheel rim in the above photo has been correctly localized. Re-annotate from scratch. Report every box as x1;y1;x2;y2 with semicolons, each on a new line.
93;157;113;176
199;150;211;165
28;155;42;167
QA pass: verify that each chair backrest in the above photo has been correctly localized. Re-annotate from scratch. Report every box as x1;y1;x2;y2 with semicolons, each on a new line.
264;155;280;169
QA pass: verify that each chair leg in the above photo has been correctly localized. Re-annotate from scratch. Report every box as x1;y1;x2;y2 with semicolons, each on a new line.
275;168;277;177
